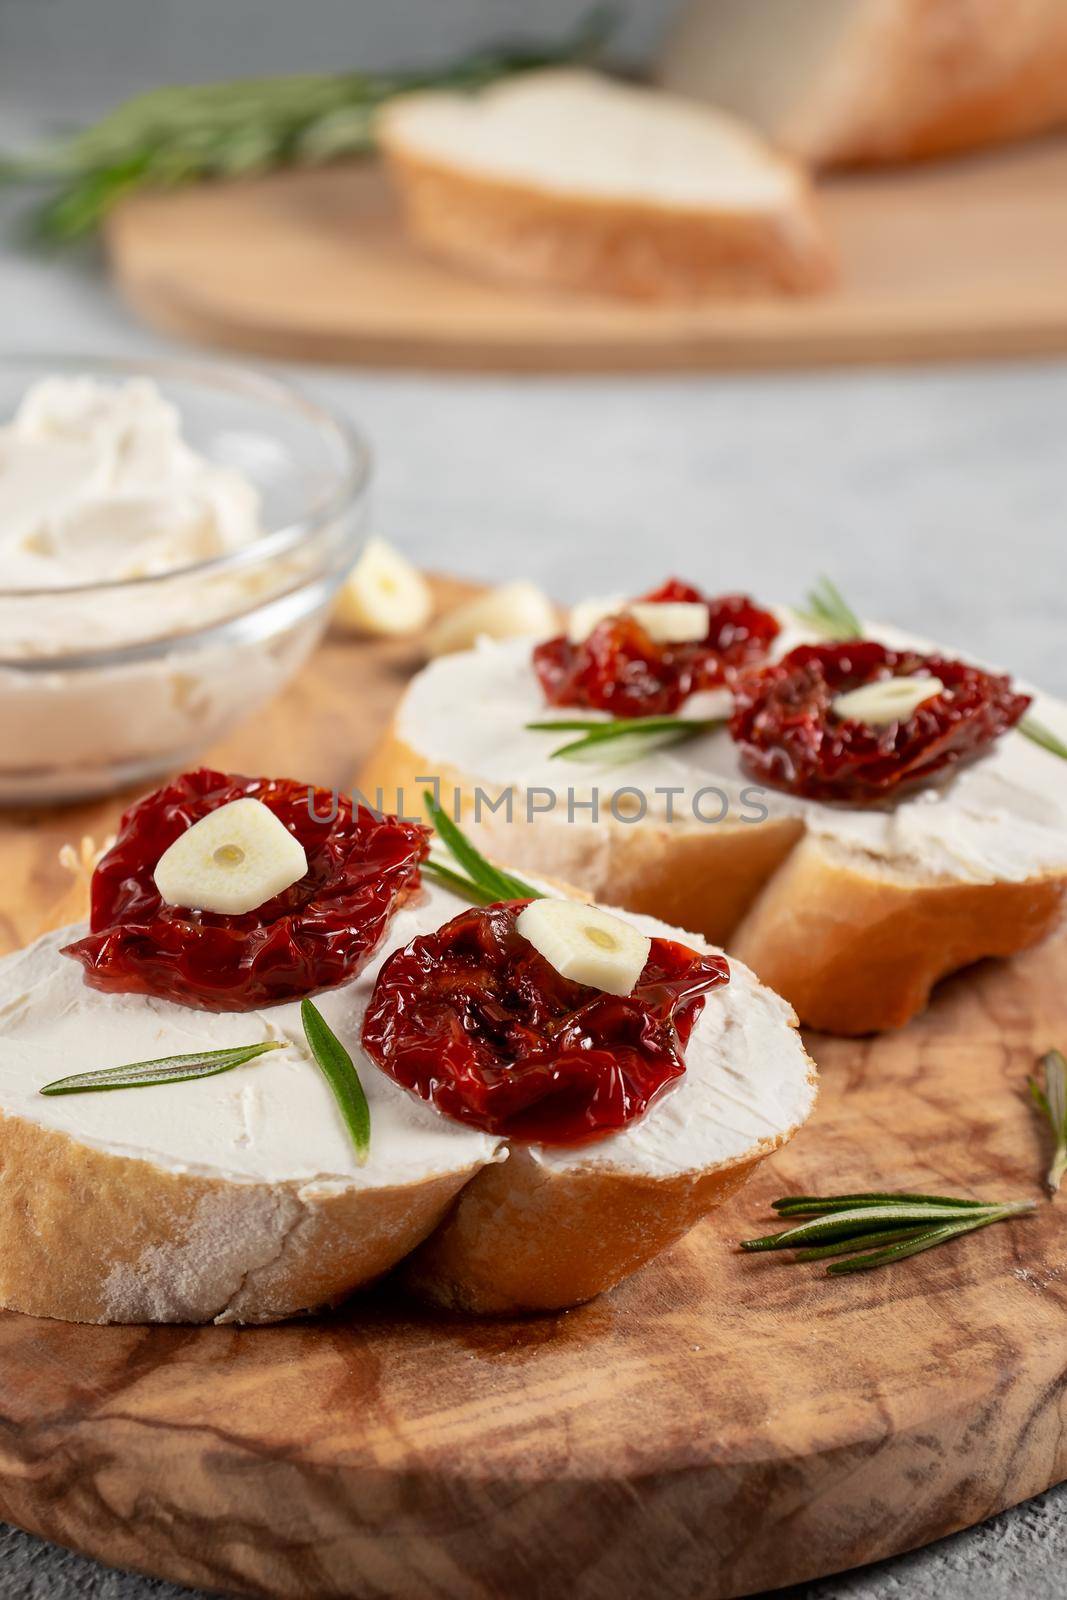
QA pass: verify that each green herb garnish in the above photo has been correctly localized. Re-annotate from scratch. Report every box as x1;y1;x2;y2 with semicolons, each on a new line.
39;1040;282;1096
526;715;724;763
1019;717;1067;762
421;790;542;904
1029;1049;1067;1196
740;1190;1036;1275
3;10;614;242
793;575;864;641
300;998;370;1165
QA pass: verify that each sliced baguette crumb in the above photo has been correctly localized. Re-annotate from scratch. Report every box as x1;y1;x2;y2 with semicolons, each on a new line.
378;70;834;301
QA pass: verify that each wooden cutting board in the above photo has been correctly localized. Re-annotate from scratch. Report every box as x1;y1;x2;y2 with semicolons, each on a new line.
106;137;1067;371
0;579;1064;1600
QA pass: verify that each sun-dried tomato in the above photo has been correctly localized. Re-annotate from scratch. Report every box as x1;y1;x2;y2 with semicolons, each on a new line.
362;900;728;1145
533;580;779;716
729;642;1030;801
63;769;428;1010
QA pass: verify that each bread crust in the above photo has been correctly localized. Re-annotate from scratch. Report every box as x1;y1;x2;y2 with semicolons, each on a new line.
661;0;1067;169
361;723;1067;1036
380;146;835;301
402;1129;804;1315
731;833;1067;1034
0;1104;484;1325
815;0;1067;166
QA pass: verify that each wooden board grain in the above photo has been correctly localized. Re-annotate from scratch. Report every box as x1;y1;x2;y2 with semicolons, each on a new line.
106;138;1067;371
0;580;1064;1599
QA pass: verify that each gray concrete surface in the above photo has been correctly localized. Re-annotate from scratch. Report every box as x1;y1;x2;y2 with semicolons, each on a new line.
1;2;1065;1594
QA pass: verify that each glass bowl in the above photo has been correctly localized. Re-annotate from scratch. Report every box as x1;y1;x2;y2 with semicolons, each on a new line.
0;354;370;804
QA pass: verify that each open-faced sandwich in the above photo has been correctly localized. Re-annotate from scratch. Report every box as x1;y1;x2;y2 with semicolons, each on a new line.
0;768;814;1324
363;581;1067;1035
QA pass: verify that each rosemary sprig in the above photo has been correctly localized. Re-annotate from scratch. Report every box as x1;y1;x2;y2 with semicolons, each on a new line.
740;1190;1036;1276
526;715;724;763
421;790;542;904
300;998;370;1165
796;577;1067;763
39;1040;282;1095
1029;1049;1067;1196
793;576;863;642
4;10;614;242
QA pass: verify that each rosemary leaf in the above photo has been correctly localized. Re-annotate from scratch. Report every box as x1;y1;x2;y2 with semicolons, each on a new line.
1029;1048;1067;1195
771;1191;991;1215
39;1040;282;1096
787;1226;932;1261
526;715;724;763
552;727;699;763
525;719;622;733
1019;717;1067;763
300;998;370;1166
794;576;863;641
421;857;502;906
423;791;540;902
826;1206;1034;1275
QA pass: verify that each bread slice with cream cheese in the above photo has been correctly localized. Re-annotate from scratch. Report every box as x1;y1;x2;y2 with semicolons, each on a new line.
0;884;814;1323
360;621;1067;1035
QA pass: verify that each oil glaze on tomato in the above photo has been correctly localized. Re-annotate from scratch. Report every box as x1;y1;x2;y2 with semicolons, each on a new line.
63;769;429;1010
533;580;780;717
730;642;1030;801
362;900;729;1145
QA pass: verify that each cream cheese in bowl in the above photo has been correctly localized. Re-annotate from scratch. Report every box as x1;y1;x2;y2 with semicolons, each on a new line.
0;357;370;803
0;375;261;592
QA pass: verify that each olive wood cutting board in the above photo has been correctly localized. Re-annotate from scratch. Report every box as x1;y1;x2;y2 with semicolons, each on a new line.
0;576;1064;1600
105;137;1067;371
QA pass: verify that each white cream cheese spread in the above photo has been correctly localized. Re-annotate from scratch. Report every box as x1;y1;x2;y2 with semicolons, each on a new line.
395;615;1067;886
0;376;260;597
0;376;324;803
0;880;813;1187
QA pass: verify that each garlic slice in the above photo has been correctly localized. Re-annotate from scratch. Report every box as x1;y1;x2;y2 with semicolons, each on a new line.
567;593;627;644
832;675;945;727
154;798;308;916
515;899;651;997
334;537;433;637
628;601;710;643
425;581;557;657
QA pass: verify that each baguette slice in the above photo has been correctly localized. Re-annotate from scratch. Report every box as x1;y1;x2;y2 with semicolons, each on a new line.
403;933;815;1314
359;632;1067;1036
377;69;833;300
658;0;1067;168
0;920;498;1326
0;887;814;1323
